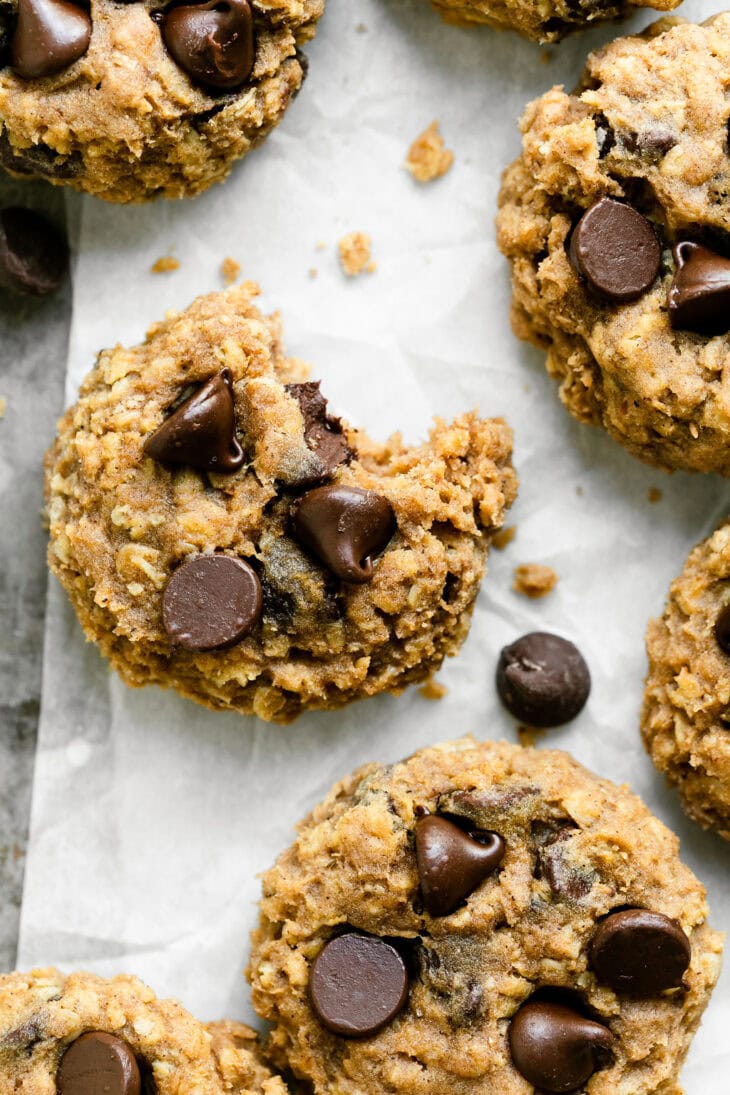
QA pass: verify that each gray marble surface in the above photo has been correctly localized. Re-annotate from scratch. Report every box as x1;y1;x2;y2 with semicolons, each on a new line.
0;179;71;971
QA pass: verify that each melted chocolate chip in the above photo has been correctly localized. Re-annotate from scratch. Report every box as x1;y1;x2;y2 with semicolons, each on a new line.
162;554;262;651
668;240;730;336
496;632;590;728
57;1032;141;1095
143;370;244;473
415;815;504;917
532;821;592;901
0;207;68;295
0;131;83;180
569;197;660;303
11;0;91;79
310;933;409;1038
590;908;690;996
715;604;730;655
285;381;353;486
290;484;395;584
509;1000;614;1093
162;0;255;92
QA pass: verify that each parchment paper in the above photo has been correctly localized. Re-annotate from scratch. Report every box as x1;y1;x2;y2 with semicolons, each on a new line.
16;0;730;1086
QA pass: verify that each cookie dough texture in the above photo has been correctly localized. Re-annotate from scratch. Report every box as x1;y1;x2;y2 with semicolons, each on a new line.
249;737;722;1095
0;968;288;1094
45;283;516;723
0;0;321;203
429;0;677;43
497;16;730;474
643;520;730;839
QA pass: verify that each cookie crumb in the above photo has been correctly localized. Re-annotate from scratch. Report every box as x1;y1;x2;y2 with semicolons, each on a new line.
648;487;663;503
355;21;367;31
221;257;241;285
513;563;558;599
151;255;180;274
0;396;6;420
517;725;546;747
315;240;326;251
492;525;516;551
540;49;552;63
338;232;375;277
308;268;318;279
405;121;454;183
419;676;448;701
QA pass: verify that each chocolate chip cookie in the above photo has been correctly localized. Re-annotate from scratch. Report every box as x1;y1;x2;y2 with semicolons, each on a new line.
428;0;678;43
643;519;730;840
0;968;288;1093
249;737;722;1095
497;15;730;476
0;0;321;202
45;283;517;722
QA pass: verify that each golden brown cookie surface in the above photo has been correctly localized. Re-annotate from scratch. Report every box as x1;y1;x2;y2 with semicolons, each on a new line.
428;0;677;42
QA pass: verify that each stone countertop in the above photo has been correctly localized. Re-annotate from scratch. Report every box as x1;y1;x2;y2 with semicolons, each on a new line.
0;179;71;971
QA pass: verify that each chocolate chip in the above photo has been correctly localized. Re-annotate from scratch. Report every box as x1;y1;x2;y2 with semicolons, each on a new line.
509;1000;614;1093
569;197;660;303
715;604;730;655
143;370;244;473
415;815;504;917
532;821;592;901
11;0;91;79
162;0;255;92
162;554;262;651
668;240;730;336
590;908;690;995
310;933;409;1037
57;1032;141;1095
0;131;83;180
290;484;395;584
0;207;68;296
285;381;353;486
496;632;590;728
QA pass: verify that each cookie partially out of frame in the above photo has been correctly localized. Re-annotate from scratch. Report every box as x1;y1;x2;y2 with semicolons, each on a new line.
497;15;730;474
45;283;516;722
428;0;678;43
249;737;722;1095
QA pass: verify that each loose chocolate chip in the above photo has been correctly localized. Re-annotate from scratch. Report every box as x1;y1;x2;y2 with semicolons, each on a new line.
57;1032;141;1095
310;933;409;1037
590;908;690;996
290;484;395;584
509;1000;614;1093
0;207;68;296
143;370;244;473
569;197;660;303
286;381;353;485
496;632;590;728
415;815;504;917
162;554;262;651
668;240;730;336
162;0;255;92
11;0;91;79
715;604;730;655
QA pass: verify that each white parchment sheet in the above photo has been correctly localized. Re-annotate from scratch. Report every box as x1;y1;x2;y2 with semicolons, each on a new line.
16;0;730;1087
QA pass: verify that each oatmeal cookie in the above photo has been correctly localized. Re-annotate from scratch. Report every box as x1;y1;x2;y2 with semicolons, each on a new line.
643;520;730;839
428;0;678;43
249;737;722;1095
45;283;516;723
0;0;322;202
0;968;288;1094
497;15;730;475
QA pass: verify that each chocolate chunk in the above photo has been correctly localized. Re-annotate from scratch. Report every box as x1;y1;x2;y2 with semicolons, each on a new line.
309;933;409;1037
509;1000;614;1093
11;0;91;79
290;484;395;584
590;908;690;995
162;0;255;92
0;131;82;180
668;241;730;336
57;1032;141;1095
532;821;592;900
286;381;353;485
162;554;262;651
143;370;244;473
715;604;730;655
0;207;68;296
569;198;660;302
496;632;590;728
415;815;504;917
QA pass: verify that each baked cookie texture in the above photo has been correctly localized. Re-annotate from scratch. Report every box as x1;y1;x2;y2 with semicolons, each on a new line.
643;520;730;839
0;968;288;1094
0;0;322;203
429;0;677;43
249;737;722;1095
45;283;516;723
497;15;730;475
